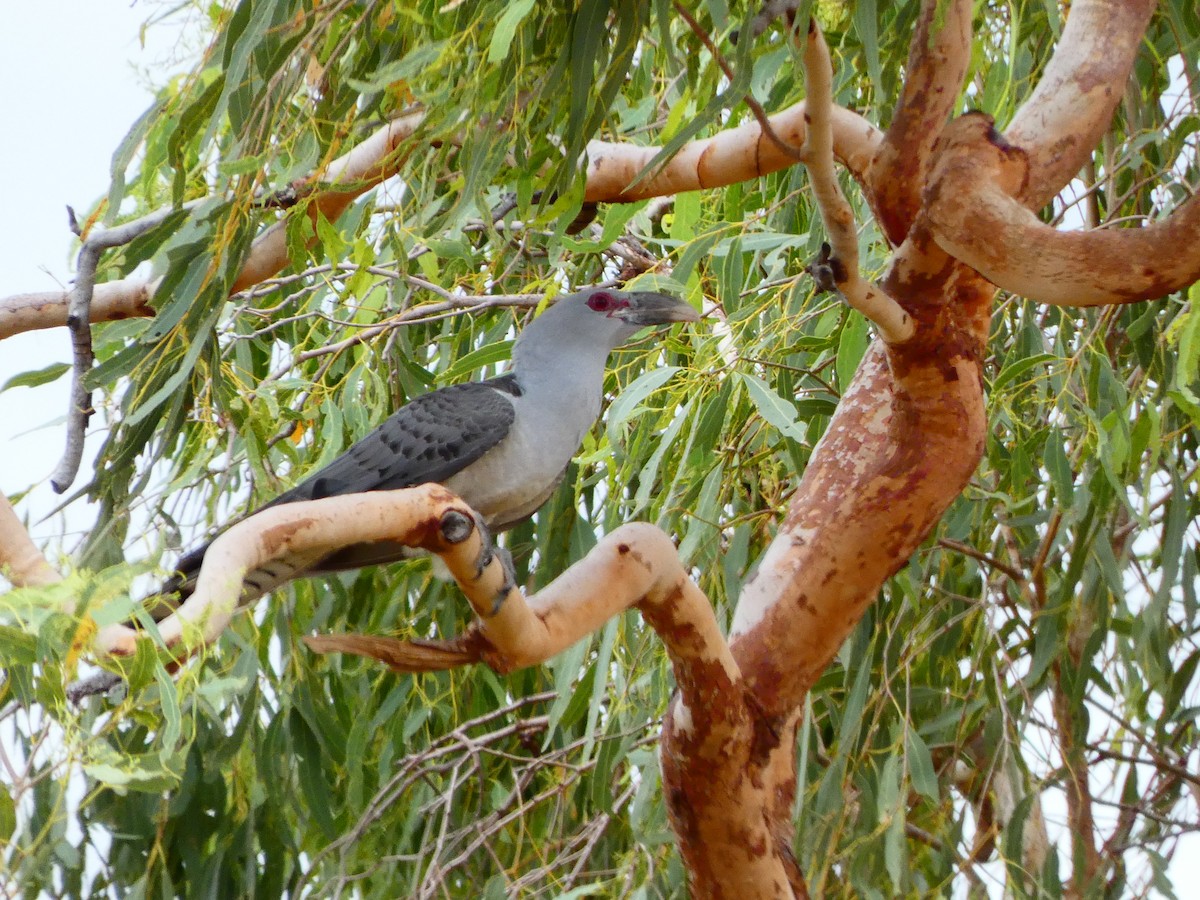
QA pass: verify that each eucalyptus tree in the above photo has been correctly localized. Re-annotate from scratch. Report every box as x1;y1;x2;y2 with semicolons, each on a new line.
2;1;1198;897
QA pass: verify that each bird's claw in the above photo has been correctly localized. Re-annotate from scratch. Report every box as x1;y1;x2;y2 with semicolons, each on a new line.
490;546;517;616
471;516;516;616
473;514;496;576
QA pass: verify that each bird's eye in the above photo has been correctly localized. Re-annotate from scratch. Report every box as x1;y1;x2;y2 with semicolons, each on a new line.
586;291;623;312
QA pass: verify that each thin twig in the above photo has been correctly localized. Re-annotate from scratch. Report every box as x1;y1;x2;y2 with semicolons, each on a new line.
936;538;1026;581
673;0;806;163
799;21;915;344
51;201;205;493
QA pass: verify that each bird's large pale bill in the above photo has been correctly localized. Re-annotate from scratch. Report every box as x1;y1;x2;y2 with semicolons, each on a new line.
623;291;701;325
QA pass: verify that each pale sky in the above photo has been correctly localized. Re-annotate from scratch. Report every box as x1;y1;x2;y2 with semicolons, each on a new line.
0;1;193;550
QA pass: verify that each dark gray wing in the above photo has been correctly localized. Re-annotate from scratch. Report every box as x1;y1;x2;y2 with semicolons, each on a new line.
268;379;517;505
158;379;517;610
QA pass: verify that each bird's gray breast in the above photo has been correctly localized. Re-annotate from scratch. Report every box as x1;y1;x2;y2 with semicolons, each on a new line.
444;384;600;531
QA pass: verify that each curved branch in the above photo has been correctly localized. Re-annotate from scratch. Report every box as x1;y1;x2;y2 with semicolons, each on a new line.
52;236;100;494
584;100;882;203
0;495;60;588
93;483;472;655
866;0;972;244
729;331;988;718
1004;0;1157;209
672;1;804;164
310;521;798;896
89;482;795;895
308;522;736;679
928;115;1200;306
0;112;425;341
50;203;203;493
801;20;914;344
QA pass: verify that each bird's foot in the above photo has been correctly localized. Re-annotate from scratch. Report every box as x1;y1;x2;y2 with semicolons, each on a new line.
489;546;517;615
473;518;517;616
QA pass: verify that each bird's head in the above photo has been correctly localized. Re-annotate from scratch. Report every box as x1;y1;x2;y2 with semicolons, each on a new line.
514;288;700;366
579;288;700;328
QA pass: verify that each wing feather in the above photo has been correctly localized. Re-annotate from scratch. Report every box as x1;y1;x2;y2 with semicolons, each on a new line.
270;380;516;504
159;380;516;607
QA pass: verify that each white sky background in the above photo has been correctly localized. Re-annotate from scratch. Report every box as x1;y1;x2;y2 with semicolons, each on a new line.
0;1;195;553
1;4;1196;896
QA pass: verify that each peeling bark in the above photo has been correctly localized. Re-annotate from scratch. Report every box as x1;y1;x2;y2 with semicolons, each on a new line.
1004;0;1157;209
928;114;1200;306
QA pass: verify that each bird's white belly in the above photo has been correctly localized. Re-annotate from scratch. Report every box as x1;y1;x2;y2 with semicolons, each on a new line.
442;404;585;530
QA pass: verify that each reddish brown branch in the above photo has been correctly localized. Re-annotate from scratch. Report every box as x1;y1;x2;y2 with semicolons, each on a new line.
927;115;1200;307
729;311;990;715
866;0;972;244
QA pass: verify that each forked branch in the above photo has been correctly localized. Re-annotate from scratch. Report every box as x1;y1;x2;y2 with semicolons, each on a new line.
866;0;972;244
927;115;1200;306
0;112;425;341
51;202;206;493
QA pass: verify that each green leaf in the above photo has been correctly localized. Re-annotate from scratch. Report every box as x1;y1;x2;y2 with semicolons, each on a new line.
488;0;536;64
836;312;870;393
349;41;449;92
991;352;1058;394
606;366;682;445
0;785;14;843
737;371;807;443
440;340;515;383
1043;427;1074;505
0;625;37;665
905;729;938;801
1;362;70;393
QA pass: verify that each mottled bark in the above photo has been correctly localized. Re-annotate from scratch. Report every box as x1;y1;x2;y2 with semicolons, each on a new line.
1004;0;1157;209
585;101;882;203
730;258;992;716
867;0;973;244
927;116;1200;306
13;0;1198;893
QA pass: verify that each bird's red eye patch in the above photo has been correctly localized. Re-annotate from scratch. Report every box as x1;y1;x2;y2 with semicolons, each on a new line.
586;291;628;313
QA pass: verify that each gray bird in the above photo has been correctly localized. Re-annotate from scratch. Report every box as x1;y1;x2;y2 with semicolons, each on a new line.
159;288;698;611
